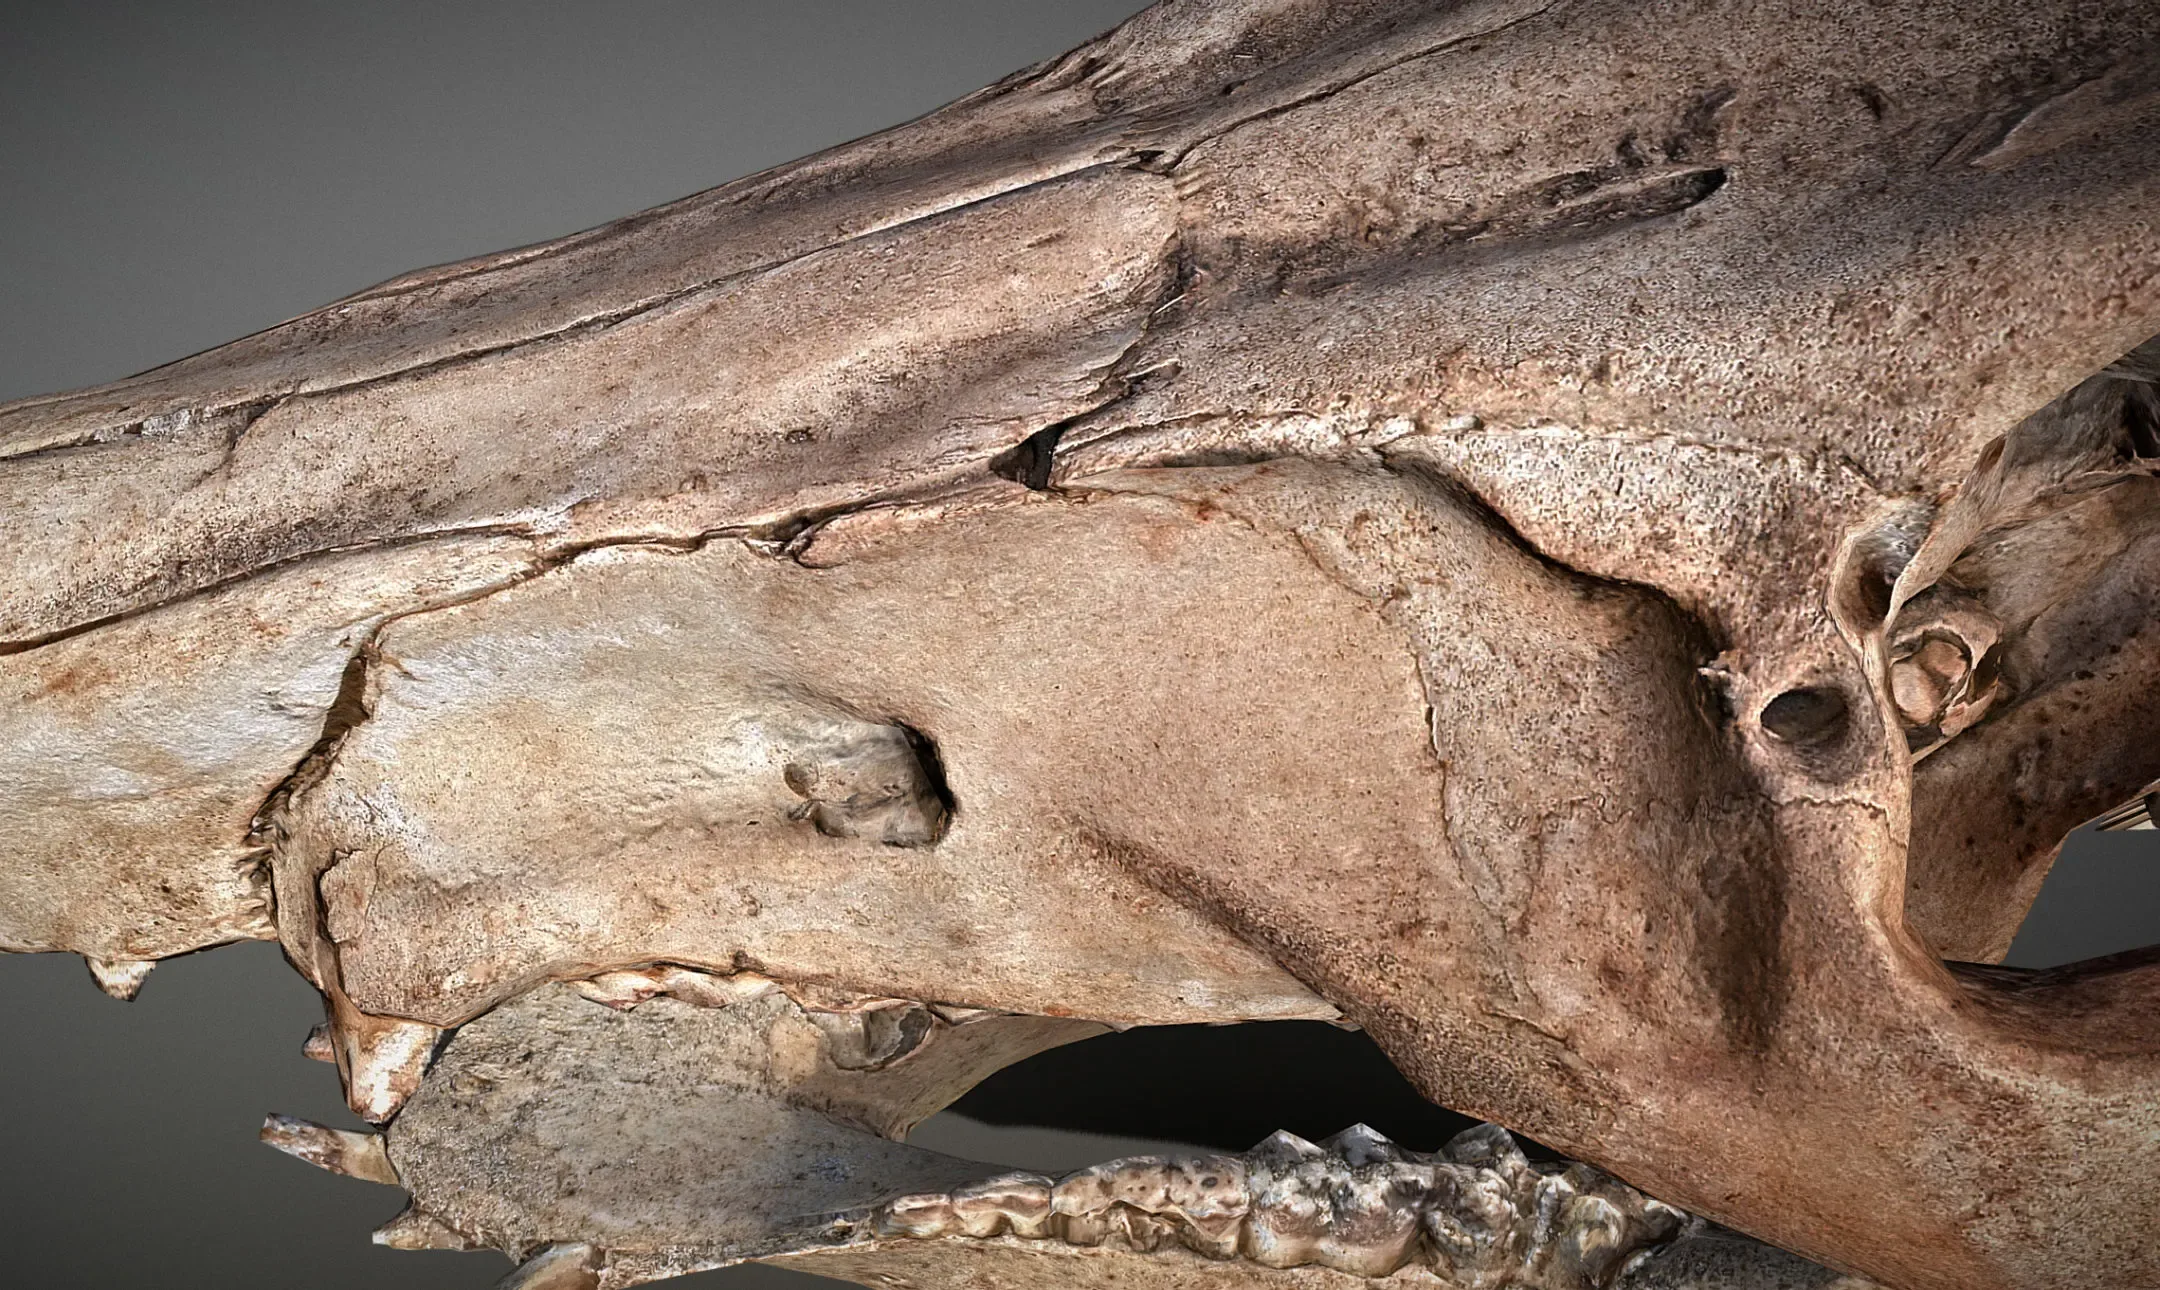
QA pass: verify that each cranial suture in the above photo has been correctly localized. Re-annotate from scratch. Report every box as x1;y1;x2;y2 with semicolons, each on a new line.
2;0;2157;1288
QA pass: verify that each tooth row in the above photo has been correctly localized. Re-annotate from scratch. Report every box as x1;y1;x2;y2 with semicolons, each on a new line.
873;1123;1689;1286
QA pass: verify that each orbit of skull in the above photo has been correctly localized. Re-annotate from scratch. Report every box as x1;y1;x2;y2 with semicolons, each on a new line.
3;3;2157;1289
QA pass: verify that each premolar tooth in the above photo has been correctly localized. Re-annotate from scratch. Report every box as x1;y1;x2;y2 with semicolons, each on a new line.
84;956;153;1001
879;1193;955;1238
949;1173;1054;1238
497;1243;600;1290
1247;1129;1326;1165
1322;1123;1402;1166
570;964;780;1011
1240;1159;1330;1269
258;1112;400;1185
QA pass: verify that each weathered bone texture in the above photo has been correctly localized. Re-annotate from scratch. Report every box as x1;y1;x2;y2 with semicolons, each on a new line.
3;0;2158;1287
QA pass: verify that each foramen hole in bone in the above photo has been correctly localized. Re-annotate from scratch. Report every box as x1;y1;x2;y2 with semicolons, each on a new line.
3;1;2158;1288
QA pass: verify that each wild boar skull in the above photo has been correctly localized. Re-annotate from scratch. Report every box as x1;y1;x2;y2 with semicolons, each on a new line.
3;1;2157;1288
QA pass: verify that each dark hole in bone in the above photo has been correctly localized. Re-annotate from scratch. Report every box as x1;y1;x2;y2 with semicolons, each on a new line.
903;723;958;836
1967;640;2002;701
989;424;1063;491
1759;686;1849;746
1838;551;1898;631
948;1021;1558;1159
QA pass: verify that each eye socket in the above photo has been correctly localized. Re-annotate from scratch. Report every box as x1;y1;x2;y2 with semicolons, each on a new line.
1759;686;1850;746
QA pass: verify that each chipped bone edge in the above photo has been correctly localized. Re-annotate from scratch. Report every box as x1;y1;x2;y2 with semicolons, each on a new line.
258;1112;401;1186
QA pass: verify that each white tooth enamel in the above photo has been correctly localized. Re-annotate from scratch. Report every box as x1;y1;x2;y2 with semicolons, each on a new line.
568;964;771;1011
949;1173;1055;1238
1248;1129;1326;1165
84;956;154;1001
873;1121;1692;1283
339;1015;442;1123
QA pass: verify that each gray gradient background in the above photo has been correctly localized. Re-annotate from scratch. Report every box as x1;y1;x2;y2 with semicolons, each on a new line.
0;4;2153;1288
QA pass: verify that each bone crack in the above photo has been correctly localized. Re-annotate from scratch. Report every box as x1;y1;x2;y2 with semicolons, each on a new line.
871;1122;1687;1286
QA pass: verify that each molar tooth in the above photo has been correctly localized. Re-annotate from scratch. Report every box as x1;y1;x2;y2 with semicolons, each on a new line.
1420;1163;1525;1278
84;956;154;1001
1240;1163;1331;1269
1312;1162;1433;1276
949;1173;1055;1239
258;1112;400;1185
879;1192;955;1238
1442;1122;1531;1177
569;964;772;1011
1322;1123;1402;1166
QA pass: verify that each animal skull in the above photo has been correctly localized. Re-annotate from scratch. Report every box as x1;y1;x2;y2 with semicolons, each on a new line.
3;2;2156;1288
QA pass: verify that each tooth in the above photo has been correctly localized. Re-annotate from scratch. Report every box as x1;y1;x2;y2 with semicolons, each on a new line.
373;1204;480;1250
302;1022;336;1062
1052;1209;1114;1247
337;1013;442;1122
1442;1122;1531;1176
1050;1164;1117;1217
568;969;667;1010
949;1173;1054;1238
879;1193;955;1238
1313;1161;1434;1276
1240;1153;1331;1269
1322;1123;1402;1166
496;1243;600;1290
1118;1207;1179;1253
861;1120;1694;1284
1421;1164;1520;1274
569;964;775;1010
1247;1129;1325;1165
1556;1191;1629;1278
258;1112;400;1185
84;956;153;1001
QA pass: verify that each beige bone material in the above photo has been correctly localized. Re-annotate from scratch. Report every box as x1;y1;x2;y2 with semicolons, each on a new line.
3;1;2159;1287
